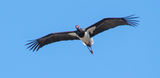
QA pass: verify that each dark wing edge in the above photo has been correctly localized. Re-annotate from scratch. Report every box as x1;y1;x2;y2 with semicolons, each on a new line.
26;40;41;52
86;15;139;37
25;31;79;52
123;15;139;27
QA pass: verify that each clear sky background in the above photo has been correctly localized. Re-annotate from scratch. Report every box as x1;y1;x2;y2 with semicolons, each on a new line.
0;0;160;78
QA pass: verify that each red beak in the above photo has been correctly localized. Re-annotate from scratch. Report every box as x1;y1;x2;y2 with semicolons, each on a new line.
76;25;79;29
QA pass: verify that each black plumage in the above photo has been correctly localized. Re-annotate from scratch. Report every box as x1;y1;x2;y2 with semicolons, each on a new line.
26;31;79;51
26;15;139;52
86;15;138;37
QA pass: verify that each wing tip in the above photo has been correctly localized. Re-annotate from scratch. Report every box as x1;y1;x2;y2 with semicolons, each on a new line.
124;15;139;27
26;40;41;52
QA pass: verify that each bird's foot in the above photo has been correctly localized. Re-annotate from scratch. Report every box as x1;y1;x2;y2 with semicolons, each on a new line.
90;50;93;54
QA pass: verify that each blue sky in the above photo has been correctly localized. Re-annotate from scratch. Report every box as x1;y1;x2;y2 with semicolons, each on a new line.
0;0;160;78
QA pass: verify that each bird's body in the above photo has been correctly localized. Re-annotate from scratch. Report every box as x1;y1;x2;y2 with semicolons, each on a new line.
26;15;139;54
74;27;93;47
79;31;94;47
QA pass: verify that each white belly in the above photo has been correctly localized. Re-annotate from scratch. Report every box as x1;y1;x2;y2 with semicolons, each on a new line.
79;32;94;46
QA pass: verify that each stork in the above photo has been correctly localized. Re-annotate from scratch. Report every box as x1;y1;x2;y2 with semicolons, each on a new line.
26;15;138;54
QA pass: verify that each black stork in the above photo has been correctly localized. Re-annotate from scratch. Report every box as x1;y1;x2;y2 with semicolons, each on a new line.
26;15;138;54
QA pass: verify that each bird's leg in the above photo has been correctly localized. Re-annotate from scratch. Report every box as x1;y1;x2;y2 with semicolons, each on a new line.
87;46;93;54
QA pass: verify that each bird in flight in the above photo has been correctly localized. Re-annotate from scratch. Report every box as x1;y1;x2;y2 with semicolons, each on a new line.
26;15;138;54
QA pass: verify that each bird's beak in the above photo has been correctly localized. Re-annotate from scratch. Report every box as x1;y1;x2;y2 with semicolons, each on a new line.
76;25;79;29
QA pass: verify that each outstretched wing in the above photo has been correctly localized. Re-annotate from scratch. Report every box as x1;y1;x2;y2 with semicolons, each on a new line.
86;15;139;37
26;31;79;51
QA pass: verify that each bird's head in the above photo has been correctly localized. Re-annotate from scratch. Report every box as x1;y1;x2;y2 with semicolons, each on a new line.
75;25;79;29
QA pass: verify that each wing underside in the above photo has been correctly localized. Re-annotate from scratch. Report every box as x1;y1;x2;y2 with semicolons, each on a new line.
86;15;139;37
26;31;79;51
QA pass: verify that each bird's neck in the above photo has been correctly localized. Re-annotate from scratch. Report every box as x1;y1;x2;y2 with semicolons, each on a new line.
76;29;85;38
